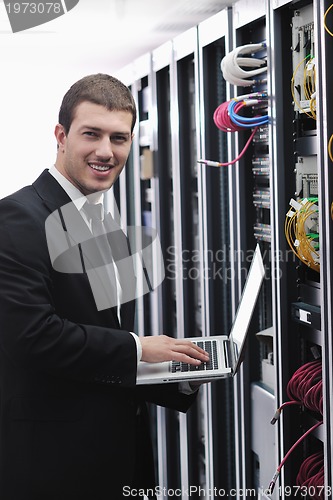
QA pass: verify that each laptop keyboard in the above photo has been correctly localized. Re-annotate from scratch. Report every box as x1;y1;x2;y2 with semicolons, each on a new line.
171;339;219;373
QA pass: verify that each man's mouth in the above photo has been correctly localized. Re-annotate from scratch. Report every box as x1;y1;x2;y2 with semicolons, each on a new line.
89;163;113;172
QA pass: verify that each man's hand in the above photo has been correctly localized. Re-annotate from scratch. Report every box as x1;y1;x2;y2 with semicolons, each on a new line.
140;335;210;365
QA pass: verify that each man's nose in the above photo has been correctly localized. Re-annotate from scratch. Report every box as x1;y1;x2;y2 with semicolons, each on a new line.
95;137;114;158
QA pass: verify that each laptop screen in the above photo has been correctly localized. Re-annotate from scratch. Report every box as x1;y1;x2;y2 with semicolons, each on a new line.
229;244;266;371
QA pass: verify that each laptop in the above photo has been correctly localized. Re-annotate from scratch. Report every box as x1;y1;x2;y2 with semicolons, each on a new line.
136;244;266;384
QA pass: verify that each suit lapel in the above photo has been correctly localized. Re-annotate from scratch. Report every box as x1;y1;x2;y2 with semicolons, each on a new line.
33;170;120;326
33;169;72;213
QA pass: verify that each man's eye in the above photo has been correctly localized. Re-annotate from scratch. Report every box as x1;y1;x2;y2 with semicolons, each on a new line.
112;135;127;143
83;131;97;137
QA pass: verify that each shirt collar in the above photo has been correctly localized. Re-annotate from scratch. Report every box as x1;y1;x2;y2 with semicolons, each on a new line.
49;165;104;212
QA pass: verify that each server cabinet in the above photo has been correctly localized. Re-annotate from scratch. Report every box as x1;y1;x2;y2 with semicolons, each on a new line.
226;2;276;498
197;8;236;496
170;27;206;495
269;1;325;498
151;41;179;492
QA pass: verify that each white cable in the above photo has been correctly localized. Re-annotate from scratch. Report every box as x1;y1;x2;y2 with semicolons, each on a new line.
221;42;267;86
235;57;266;68
221;63;257;86
222;53;266;80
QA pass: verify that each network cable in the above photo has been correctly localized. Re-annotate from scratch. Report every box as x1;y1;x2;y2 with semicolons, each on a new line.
221;42;267;87
291;54;316;119
271;359;323;424
286;359;323;414
268;420;323;494
296;451;324;500
198;93;268;167
268;359;323;494
285;197;320;272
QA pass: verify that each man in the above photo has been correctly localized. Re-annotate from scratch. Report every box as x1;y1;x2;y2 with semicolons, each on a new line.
0;74;208;499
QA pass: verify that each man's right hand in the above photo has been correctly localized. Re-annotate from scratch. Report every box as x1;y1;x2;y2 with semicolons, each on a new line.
140;335;210;366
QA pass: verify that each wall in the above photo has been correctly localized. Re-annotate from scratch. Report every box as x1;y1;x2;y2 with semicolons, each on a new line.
0;1;127;198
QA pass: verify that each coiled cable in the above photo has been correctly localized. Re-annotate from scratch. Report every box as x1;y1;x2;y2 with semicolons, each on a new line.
296;451;324;500
198;93;268;167
285;197;320;272
221;42;267;87
286;359;323;415
268;359;323;493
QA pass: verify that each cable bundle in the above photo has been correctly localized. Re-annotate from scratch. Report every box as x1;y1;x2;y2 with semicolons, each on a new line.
285;197;320;272
268;359;323;493
286;359;323;415
291;54;316;120
221;42;267;87
296;452;324;500
213;93;268;132
270;359;323;425
197;93;268;168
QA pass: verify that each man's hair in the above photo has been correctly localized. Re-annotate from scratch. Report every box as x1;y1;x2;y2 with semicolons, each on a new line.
58;73;137;134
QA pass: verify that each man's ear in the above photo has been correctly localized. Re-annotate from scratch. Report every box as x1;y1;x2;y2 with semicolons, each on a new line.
54;124;67;152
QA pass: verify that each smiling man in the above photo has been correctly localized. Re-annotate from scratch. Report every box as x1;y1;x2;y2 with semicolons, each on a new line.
0;74;208;499
55;100;133;195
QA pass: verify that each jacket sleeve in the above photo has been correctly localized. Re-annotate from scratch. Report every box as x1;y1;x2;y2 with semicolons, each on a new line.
0;197;138;387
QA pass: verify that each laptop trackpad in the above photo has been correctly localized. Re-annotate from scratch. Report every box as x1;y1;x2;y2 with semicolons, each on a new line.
137;361;169;379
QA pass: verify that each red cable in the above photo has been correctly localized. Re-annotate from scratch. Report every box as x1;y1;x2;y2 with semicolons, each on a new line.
269;359;323;493
199;96;268;168
286;359;322;414
268;421;323;494
278;421;323;470
198;127;258;167
213;100;244;132
296;452;324;500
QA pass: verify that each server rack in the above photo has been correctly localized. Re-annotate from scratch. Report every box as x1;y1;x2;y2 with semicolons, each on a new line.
220;2;275;498
151;41;176;492
172;28;203;492
197;9;236;496
115;0;333;497
269;2;324;499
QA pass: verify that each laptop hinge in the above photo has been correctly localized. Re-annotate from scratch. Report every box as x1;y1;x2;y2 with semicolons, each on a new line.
223;340;232;369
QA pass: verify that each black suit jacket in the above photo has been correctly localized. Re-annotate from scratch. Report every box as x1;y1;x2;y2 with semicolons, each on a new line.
0;170;195;500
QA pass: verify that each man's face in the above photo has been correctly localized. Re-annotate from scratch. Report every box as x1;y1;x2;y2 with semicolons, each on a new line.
55;101;133;195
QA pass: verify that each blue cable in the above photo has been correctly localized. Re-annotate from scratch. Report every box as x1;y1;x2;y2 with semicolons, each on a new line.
228;100;269;129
